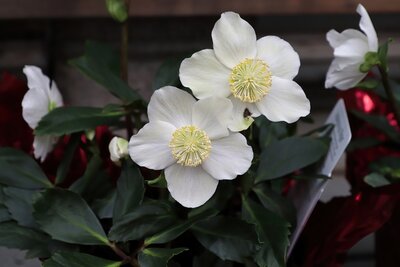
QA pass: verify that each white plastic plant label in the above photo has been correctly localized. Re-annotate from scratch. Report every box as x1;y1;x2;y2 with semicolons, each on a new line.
287;99;352;257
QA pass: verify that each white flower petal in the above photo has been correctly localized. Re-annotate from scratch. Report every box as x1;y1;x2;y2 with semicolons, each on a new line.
49;81;64;107
21;87;49;129
256;76;310;123
165;164;218;208
212;12;257;68
129;121;176;170
326;29;367;49
202;133;253;180
325;59;367;90
192;97;232;139
23;65;51;94
148;86;195;128
334;38;369;60
256;36;300;80
33;135;58;162
179;49;231;99
227;96;255;132
357;4;378;51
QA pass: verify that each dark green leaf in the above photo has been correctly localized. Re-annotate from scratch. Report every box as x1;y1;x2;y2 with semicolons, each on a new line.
92;190;116;219
0;205;11;223
3;187;40;228
364;172;391;188
36;107;123;136
113;160;144;223
109;201;176;242
55;134;81;184
138;248;188;267
242;197;290;267
256;137;328;182
106;0;128;23
84;41;120;74
351;110;400;143
0;148;53;189
256;117;289;149
43;252;121;267
70;46;141;102
33;188;109;245
145;208;218;245
0;221;51;258
192;216;258;263
347;137;382;151
193;250;235;267
152;56;185;90
253;184;296;227
69;154;103;195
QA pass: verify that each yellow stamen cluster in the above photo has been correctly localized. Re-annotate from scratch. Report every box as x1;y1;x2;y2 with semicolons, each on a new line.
169;125;212;167
229;58;272;103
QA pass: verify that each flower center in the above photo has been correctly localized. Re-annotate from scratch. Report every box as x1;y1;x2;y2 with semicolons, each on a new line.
48;100;57;111
169;125;212;167
229;58;272;103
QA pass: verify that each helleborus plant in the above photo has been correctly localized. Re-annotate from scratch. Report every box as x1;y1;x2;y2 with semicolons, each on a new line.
22;65;63;161
0;4;335;267
325;5;400;188
325;4;379;90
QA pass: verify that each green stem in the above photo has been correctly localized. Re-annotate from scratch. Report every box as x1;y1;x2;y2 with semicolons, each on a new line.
121;0;133;137
109;242;132;264
378;65;400;127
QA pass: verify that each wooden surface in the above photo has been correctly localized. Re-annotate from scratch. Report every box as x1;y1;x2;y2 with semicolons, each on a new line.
0;0;399;18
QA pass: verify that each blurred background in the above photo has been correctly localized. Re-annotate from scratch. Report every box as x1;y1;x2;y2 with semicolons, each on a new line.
0;0;399;266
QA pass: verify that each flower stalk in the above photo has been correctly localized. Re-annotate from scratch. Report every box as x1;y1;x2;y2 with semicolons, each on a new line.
378;65;400;127
120;0;133;137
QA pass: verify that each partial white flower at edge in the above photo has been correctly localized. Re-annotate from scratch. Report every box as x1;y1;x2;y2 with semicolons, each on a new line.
109;136;129;164
129;86;253;208
179;11;310;132
22;65;63;162
325;4;378;90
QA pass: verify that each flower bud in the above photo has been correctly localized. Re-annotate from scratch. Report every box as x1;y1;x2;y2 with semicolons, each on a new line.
109;136;129;163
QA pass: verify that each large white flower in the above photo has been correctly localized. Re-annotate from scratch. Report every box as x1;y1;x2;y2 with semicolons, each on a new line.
325;4;378;90
179;12;310;131
22;65;63;162
129;86;253;208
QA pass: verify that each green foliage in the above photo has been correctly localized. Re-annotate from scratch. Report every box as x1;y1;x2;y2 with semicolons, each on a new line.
108;201;177;242
242;197;290;267
3;187;40;228
359;51;380;73
192;216;259;263
113;160;145;223
0;148;53;189
106;0;128;23
256;137;329;182
356;79;380;90
253;184;297;227
145;208;218;245
35;107;124;136
351;110;400;143
0;221;53;258
55;134;81;184
364;172;391;188
138;248;188;267
152;56;186;90
44;252;121;267
378;38;392;72
33;188;109;245
69;41;141;103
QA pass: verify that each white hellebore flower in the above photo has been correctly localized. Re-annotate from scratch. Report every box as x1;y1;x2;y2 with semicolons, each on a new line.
129;86;253;208
179;12;310;131
325;4;378;90
109;136;129;163
22;66;63;162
